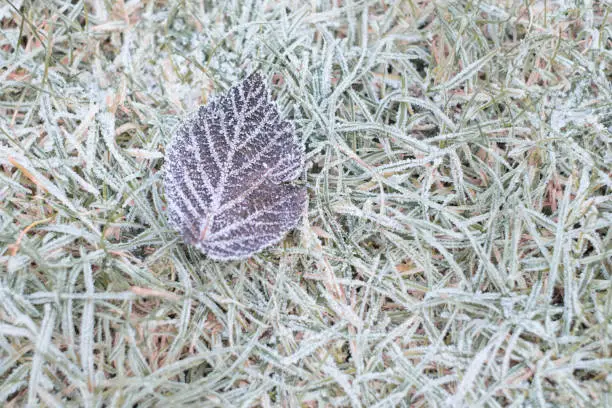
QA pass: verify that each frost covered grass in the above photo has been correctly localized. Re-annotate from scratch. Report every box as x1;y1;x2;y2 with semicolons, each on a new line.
1;0;611;406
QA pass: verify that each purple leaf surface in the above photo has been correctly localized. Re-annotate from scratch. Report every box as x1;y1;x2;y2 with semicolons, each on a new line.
164;74;306;260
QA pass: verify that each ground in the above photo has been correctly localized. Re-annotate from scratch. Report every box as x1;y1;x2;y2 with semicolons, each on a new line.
0;1;611;407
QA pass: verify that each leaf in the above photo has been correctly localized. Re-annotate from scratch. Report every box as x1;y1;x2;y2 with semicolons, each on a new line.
164;73;307;260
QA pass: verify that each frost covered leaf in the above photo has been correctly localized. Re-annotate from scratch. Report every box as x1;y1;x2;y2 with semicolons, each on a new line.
164;74;307;260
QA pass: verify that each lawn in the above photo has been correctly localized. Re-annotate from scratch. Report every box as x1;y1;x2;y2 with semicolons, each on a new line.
1;1;611;407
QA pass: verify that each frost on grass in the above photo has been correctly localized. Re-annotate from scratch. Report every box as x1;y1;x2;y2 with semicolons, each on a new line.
2;1;611;407
164;74;306;260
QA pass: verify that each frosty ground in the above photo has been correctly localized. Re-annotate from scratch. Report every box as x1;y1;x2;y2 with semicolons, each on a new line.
0;1;611;407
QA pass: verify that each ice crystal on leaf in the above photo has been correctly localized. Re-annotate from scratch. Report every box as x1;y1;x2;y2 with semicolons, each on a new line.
164;74;307;260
